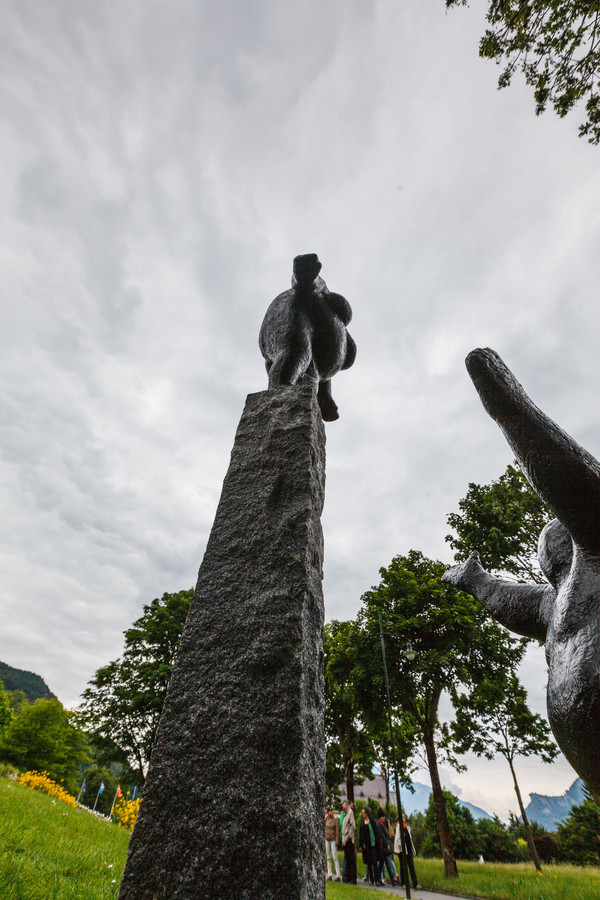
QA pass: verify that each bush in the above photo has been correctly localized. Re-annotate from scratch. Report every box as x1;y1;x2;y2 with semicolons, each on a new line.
17;770;77;807
557;796;600;865
476;816;524;862
0;761;18;779
113;793;141;831
533;833;563;862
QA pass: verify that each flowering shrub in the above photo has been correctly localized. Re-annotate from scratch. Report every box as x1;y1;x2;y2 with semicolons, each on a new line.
17;770;77;807
113;794;141;831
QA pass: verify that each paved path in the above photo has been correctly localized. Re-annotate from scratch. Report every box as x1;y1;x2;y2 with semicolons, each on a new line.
354;880;471;900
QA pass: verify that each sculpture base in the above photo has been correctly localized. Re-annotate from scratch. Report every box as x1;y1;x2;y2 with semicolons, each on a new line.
118;386;326;900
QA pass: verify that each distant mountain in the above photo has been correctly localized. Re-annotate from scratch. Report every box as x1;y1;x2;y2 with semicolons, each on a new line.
349;776;493;821
524;778;585;832
0;661;56;702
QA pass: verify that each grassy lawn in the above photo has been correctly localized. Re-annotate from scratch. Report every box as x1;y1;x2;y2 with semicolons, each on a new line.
3;777;600;900
0;778;129;899
416;856;600;900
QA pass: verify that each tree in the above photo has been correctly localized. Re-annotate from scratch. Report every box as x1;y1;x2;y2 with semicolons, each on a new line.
476;816;525;862
556;792;600;864
80;764;118;817
447;1;600;143
446;462;552;583
450;672;559;872
0;679;12;737
324;620;377;804
80;589;193;782
0;698;90;792
359;550;526;878
421;791;480;860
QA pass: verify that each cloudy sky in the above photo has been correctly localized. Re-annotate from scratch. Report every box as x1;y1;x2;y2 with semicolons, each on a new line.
2;0;599;818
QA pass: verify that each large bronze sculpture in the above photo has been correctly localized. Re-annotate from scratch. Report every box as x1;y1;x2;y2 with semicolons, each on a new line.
259;253;356;421
443;348;600;794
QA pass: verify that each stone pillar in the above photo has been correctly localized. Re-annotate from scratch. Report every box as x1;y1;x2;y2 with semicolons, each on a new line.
118;385;326;900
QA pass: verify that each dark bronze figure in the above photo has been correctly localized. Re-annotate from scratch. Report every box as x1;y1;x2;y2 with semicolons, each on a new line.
259;253;356;421
443;348;600;794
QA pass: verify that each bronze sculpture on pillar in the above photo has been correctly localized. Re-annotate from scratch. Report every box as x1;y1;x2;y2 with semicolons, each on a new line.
259;253;356;421
443;348;600;794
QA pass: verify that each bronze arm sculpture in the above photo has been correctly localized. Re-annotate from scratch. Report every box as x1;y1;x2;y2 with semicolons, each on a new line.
443;348;600;794
259;253;356;421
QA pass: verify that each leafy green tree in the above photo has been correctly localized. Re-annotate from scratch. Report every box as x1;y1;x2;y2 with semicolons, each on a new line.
80;589;193;782
507;811;545;838
324;620;378;803
446;463;552;582
421;791;480;860
359;550;526;878
79;764;118;817
0;679;13;737
447;1;600;143
451;673;558;872
476;816;525;862
556;793;600;864
407;811;426;855
0;698;90;792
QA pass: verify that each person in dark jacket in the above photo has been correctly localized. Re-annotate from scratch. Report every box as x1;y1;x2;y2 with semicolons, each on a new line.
376;809;399;885
359;807;378;885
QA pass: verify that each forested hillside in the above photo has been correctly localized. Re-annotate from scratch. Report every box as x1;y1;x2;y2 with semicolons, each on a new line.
0;661;56;701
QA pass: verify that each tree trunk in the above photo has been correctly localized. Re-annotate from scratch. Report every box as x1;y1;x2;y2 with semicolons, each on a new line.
508;756;542;873
423;721;458;878
345;756;355;804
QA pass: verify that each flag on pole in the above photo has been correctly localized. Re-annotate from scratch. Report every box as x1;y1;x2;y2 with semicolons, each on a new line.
76;778;86;804
93;781;106;812
110;785;123;818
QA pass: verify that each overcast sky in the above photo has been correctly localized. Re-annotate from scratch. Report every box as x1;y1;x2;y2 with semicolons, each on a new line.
2;0;599;818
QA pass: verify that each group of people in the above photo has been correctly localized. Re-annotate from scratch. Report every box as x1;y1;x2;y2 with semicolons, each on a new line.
325;801;420;888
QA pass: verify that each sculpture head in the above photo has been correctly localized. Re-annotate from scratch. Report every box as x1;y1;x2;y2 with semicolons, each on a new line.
538;518;573;589
293;253;322;286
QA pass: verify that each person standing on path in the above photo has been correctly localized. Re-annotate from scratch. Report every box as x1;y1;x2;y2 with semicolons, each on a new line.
359;807;378;885
325;807;341;882
395;812;420;890
377;809;399;886
342;800;357;885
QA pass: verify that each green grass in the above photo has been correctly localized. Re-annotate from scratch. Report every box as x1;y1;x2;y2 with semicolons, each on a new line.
417;856;600;900
343;851;600;900
3;778;600;900
0;778;129;899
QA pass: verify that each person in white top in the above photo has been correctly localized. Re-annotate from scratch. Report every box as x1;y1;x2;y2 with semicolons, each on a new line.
394;812;420;890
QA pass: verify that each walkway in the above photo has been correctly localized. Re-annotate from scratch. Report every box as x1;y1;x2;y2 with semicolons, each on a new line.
354;880;471;900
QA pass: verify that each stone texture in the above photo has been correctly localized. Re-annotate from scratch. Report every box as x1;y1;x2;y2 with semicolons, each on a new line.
118;385;326;900
259;253;356;422
443;348;600;795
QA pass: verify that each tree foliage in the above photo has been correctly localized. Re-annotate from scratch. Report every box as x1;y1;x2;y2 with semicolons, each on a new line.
80;589;193;781
447;0;600;143
324;620;378;804
0;679;12;737
446;463;552;582
556;793;600;864
0;698;90;793
451;673;557;872
79;764;118;817
358;549;526;877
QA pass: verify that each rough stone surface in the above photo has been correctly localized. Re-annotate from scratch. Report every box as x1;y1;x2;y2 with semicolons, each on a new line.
259;253;356;422
443;347;600;794
118;385;326;900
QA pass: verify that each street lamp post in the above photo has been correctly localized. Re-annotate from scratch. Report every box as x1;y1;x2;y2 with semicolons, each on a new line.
378;611;411;900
